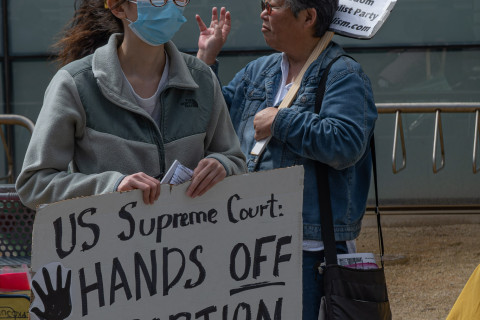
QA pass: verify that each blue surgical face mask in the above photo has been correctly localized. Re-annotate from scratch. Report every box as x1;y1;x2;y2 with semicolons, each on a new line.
127;0;187;46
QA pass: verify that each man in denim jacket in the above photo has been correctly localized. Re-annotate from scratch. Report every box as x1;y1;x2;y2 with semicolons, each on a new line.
197;0;377;318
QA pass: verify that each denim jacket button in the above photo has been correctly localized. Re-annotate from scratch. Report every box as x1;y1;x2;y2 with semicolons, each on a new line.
300;96;307;103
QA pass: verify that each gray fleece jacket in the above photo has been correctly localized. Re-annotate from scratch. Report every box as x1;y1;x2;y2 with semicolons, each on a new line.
16;34;246;209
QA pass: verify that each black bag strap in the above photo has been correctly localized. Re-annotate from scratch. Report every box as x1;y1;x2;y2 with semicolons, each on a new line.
371;135;386;268
314;55;350;114
314;55;385;267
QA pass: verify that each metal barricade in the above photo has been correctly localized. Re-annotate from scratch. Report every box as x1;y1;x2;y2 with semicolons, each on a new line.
377;102;480;174
0;185;34;266
0;115;35;266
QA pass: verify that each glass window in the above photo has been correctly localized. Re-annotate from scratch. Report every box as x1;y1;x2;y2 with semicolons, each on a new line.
176;0;480;50
12;60;57;178
9;0;74;55
176;0;480;104
352;48;480;103
0;4;3;56
0;63;5;180
216;54;263;85
2;0;479;207
337;0;480;47
174;0;265;50
0;63;3;109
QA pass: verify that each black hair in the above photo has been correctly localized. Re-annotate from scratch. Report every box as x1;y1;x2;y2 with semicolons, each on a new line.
285;0;338;37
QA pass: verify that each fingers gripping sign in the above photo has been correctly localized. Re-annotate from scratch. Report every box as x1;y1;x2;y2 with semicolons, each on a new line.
30;262;73;320
186;158;226;198
117;172;161;205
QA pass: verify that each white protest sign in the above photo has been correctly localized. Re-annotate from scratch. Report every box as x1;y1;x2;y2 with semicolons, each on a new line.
30;166;304;320
329;0;397;39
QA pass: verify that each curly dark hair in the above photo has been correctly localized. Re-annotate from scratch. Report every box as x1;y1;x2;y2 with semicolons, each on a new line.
52;0;126;67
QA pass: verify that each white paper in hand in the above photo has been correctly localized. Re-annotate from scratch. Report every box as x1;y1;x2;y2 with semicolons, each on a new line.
160;160;193;185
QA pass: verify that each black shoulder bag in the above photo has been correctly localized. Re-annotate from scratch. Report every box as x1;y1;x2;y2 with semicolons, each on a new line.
315;55;392;320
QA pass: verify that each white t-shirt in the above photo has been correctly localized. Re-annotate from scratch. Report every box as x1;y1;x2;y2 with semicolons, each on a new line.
123;53;170;116
274;53;355;253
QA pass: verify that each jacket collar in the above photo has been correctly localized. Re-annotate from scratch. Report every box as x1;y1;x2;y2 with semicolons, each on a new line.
164;41;199;90
91;34;198;110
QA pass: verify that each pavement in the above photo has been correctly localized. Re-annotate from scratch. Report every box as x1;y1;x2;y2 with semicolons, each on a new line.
357;215;480;320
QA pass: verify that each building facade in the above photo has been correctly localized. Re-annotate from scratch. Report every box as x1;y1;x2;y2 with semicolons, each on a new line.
1;0;479;209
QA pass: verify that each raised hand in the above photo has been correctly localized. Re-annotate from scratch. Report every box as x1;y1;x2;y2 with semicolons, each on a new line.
196;7;231;65
31;264;72;320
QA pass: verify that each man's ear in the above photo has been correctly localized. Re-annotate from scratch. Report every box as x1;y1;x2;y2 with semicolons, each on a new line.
303;8;318;30
106;0;127;19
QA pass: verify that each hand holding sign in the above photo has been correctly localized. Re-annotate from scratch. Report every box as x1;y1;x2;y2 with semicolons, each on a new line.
31;263;73;320
30;167;304;319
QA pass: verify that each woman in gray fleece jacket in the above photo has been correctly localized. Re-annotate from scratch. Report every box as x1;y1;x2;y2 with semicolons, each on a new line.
15;0;246;209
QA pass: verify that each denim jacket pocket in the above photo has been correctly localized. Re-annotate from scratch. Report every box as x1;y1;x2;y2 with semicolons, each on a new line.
290;92;316;113
242;87;266;120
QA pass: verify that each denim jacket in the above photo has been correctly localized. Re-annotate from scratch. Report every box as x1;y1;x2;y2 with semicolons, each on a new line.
222;42;377;241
